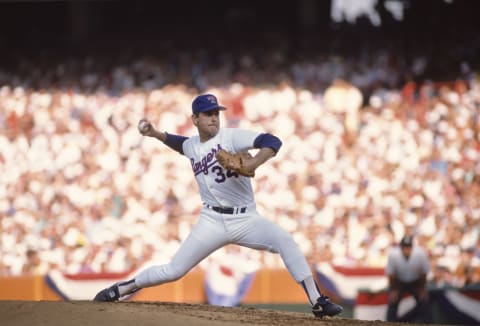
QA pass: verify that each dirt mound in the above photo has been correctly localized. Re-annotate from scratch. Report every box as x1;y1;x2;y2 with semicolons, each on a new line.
1;301;431;326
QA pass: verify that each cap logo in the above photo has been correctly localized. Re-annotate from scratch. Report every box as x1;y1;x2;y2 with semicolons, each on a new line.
206;95;217;103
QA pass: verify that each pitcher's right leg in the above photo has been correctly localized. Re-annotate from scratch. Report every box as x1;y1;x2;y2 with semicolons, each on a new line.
94;213;229;301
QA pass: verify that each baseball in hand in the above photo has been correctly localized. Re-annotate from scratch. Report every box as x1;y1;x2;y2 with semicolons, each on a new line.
138;120;151;133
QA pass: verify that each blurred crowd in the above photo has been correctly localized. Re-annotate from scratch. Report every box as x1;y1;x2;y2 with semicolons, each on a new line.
0;42;479;290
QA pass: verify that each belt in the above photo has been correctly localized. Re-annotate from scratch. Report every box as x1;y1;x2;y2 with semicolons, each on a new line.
205;204;247;214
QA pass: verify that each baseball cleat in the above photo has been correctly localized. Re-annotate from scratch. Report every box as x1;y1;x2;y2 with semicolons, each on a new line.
93;284;120;302
312;295;343;318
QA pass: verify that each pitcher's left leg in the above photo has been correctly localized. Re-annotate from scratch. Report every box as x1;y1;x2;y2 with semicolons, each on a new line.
227;214;342;317
229;216;310;281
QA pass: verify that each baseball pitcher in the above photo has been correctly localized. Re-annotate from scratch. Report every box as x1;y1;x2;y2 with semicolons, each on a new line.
93;93;343;318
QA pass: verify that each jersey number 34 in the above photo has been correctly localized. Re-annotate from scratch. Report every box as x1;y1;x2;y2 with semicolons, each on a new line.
211;166;239;183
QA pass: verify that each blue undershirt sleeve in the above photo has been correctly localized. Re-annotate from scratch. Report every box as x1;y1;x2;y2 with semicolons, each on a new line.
164;132;188;154
253;133;282;154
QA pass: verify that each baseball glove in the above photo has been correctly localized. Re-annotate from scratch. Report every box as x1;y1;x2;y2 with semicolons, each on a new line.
215;149;255;177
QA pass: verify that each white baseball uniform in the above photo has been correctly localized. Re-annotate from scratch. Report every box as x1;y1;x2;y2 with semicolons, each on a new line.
135;127;313;289
94;95;341;315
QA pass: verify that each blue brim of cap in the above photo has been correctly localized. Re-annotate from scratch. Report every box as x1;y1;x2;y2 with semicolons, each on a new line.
197;106;226;113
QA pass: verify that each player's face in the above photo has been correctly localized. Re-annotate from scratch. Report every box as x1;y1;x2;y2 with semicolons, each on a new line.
192;109;220;141
401;245;412;259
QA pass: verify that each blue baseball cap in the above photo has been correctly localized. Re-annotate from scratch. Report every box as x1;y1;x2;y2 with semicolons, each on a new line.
192;94;226;114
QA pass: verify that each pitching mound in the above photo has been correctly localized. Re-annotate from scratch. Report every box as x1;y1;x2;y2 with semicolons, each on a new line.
1;301;435;326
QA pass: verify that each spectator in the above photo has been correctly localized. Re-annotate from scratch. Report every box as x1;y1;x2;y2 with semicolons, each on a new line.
22;249;49;275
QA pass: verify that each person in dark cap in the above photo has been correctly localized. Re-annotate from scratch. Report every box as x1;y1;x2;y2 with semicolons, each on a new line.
93;93;343;318
385;235;432;322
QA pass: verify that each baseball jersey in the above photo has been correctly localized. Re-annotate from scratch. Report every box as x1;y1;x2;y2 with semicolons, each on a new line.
385;246;430;283
182;128;260;207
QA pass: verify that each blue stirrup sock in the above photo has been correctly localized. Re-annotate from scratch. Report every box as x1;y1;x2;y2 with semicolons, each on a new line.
301;275;321;306
118;279;140;297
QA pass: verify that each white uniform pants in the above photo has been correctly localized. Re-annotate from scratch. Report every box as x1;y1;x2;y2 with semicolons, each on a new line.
135;207;312;287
